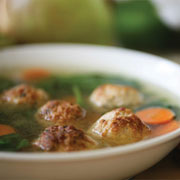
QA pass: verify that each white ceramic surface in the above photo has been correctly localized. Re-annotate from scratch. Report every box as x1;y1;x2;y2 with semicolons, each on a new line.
0;44;180;180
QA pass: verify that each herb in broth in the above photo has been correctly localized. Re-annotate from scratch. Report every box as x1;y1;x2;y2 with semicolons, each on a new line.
0;72;179;152
33;74;141;99
72;85;86;108
0;105;43;140
0;133;29;151
0;77;16;93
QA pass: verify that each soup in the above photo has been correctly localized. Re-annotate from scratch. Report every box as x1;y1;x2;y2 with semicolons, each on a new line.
0;68;179;152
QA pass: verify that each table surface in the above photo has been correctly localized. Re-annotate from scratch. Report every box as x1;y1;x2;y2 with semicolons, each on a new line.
134;51;180;180
134;150;180;179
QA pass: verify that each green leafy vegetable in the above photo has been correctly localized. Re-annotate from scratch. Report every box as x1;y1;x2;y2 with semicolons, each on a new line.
0;77;15;93
34;74;141;98
115;0;175;49
135;101;171;111
72;85;86;108
0;133;29;151
0;106;43;140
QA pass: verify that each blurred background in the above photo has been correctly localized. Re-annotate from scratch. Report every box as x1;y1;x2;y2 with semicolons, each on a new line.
1;0;180;54
0;0;180;179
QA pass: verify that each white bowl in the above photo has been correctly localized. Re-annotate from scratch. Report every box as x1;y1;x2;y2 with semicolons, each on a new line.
0;44;180;180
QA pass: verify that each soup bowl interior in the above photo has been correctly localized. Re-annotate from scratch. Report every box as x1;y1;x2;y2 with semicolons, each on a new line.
0;44;180;180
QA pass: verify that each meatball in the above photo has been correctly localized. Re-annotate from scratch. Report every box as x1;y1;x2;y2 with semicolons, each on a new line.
34;125;98;152
1;84;48;106
88;108;150;145
37;100;86;125
90;84;143;111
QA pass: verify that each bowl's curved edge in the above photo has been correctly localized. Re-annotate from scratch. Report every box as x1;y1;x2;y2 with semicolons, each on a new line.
0;43;179;162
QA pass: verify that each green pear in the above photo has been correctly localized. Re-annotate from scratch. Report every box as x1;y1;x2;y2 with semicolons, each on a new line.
1;0;114;45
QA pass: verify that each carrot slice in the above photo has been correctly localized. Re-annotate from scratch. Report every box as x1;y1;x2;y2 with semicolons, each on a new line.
0;124;16;136
22;68;50;81
153;120;180;137
136;107;175;125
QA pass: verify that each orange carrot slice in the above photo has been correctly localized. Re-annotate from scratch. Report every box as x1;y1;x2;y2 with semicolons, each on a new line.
0;124;16;136
136;107;175;125
22;68;50;81
153;120;179;137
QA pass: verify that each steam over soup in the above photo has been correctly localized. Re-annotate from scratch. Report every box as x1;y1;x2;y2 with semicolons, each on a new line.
0;69;179;152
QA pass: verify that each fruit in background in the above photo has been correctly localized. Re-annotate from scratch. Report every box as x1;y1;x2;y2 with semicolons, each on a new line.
0;0;114;45
0;0;15;47
115;0;180;49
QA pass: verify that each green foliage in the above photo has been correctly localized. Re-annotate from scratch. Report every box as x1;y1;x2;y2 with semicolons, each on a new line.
0;106;43;140
135;101;171;111
0;77;15;93
73;85;86;108
0;133;29;151
34;74;141;98
115;0;175;49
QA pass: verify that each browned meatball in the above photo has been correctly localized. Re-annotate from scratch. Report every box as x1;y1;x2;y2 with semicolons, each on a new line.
34;125;98;152
37;100;86;125
90;84;143;112
89;108;150;145
1;84;48;106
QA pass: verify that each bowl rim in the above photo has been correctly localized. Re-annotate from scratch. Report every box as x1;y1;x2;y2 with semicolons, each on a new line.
0;43;180;162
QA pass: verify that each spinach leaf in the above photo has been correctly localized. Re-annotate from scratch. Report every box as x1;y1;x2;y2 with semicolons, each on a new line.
134;101;172;112
0;77;15;93
72;85;86;108
34;74;141;98
0;106;43;140
0;133;29;151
